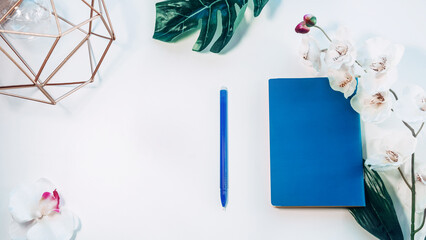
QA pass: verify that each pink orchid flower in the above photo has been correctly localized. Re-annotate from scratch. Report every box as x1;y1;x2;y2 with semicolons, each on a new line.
9;179;80;240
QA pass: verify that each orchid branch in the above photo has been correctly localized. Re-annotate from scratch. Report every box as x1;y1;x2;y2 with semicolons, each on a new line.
389;89;418;137
403;121;417;137
415;122;424;137
389;89;423;240
297;16;425;240
354;60;368;73
411;153;417;240
399;167;412;190
389;89;399;101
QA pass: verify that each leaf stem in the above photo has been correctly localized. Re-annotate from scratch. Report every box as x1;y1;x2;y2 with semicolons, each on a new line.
398;167;412;190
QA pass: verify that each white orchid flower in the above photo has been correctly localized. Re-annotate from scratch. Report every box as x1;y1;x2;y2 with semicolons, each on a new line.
327;66;357;98
299;35;322;72
365;132;417;171
414;164;426;213
394;85;426;124
358;37;404;91
324;27;357;69
9;179;80;240
350;87;394;123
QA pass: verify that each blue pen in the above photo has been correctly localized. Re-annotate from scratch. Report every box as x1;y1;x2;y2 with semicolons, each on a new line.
220;87;228;208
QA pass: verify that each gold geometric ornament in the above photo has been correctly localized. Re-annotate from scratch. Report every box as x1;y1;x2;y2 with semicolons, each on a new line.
0;0;115;104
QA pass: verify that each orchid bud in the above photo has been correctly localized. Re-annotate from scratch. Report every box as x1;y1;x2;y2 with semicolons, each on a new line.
295;21;310;34
303;14;317;27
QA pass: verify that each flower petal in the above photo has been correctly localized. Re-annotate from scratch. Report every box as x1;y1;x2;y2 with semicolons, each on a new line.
299;35;321;72
324;27;357;69
388;131;417;157
359;70;398;92
10;220;36;240
415;185;426;213
358;37;404;72
365;154;403;171
350;88;394;123
394;84;426;123
365;132;416;171
295;21;310;34
303;14;317;27
327;66;357;98
27;209;79;240
357;37;404;92
9;179;56;223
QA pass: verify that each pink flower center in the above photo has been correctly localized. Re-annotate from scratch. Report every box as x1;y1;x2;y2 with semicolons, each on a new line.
39;189;60;217
419;97;426;112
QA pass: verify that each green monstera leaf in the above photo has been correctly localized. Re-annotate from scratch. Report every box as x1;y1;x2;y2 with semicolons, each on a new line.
153;0;269;53
348;165;404;240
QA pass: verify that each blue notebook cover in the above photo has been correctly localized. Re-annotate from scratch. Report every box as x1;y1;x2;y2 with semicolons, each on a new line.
269;78;365;207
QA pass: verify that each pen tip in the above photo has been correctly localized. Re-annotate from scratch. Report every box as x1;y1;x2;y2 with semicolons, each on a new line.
220;86;228;91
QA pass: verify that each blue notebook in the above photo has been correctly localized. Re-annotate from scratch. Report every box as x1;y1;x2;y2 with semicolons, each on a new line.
269;78;365;207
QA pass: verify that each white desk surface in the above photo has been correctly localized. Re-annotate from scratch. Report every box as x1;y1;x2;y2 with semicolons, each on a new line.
1;0;425;239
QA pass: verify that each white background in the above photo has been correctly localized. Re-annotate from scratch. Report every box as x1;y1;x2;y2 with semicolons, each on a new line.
1;0;426;239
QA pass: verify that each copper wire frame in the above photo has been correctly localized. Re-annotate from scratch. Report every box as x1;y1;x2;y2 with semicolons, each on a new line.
0;0;23;24
0;0;115;105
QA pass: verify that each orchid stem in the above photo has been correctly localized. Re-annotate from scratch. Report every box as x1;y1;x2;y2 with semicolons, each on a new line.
390;89;418;137
389;88;424;239
411;153;416;240
313;25;332;42
403;121;417;137
355;60;367;73
415;122;424;137
399;167;412;190
389;89;399;101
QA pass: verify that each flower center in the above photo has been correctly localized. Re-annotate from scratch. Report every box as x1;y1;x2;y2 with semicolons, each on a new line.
370;93;386;106
38;189;60;218
385;150;399;162
417;173;426;184
370;57;387;72
335;45;348;56
339;73;354;88
333;44;348;61
418;96;426;112
302;51;309;60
